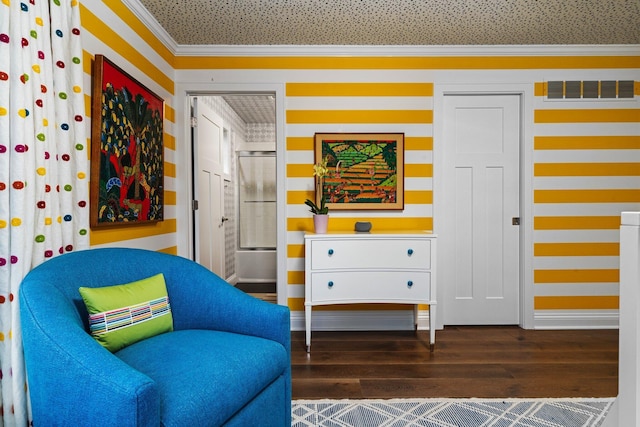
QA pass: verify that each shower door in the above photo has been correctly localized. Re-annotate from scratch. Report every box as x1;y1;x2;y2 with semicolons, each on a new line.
237;151;276;283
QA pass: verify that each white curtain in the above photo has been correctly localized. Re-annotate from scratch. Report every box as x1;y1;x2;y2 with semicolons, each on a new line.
0;0;89;425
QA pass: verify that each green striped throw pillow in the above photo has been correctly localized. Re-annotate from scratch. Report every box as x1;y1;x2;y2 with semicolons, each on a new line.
79;273;173;352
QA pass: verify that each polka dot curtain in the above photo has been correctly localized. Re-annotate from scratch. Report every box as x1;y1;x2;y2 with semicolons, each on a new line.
0;1;89;424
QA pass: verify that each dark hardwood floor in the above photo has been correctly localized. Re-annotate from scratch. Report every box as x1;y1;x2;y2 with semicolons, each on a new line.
291;326;618;400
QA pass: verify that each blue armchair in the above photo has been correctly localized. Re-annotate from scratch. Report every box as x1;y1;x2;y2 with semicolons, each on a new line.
20;248;291;426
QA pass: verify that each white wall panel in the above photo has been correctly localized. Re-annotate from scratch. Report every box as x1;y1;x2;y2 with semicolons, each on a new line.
534;230;620;243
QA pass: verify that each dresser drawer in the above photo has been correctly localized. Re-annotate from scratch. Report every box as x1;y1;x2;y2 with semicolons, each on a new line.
310;271;431;303
310;239;431;270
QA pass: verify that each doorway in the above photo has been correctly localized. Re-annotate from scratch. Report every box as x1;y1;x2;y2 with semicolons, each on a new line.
440;93;522;325
190;94;277;298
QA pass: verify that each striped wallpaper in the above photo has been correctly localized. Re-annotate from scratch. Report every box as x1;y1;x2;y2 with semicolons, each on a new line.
532;86;640;313
80;1;178;254
78;1;639;329
284;82;434;313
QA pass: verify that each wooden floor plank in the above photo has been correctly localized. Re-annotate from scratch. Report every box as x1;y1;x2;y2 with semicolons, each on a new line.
291;326;619;399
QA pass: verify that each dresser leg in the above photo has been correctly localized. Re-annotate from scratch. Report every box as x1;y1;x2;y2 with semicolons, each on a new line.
305;304;312;353
429;304;436;352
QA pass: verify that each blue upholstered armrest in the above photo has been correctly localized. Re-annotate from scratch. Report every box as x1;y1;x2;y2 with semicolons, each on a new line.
20;280;160;426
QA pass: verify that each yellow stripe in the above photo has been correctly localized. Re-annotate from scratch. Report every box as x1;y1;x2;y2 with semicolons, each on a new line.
534;163;640;176
288;298;303;311
534;189;640;203
406;136;433;150
534;109;640;123
534;242;619;256
534;216;620;230
84;93;92;117
287;137;313;151
164;105;175;123
174;56;640;70
287;136;433;151
534;82;547;97
534;269;619;283
534;136;640;150
405;191;433;204
164;133;176;151
101;1;174;66
158;246;178;255
288;270;305;285
287;216;432;232
287;244;305;258
286;110;432;124
287;164;313;178
535;296;619;310
286;83;433;96
405;163;432;177
79;5;174;94
90;219;177;245
164;190;176;205
636;81;640;96
287;190;314;205
164;162;176;178
83;50;93;74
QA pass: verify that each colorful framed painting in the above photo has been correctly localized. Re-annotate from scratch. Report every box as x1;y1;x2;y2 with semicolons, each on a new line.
90;55;164;227
314;133;404;211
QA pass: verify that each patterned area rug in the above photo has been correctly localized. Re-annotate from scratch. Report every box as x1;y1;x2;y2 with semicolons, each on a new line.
292;398;615;427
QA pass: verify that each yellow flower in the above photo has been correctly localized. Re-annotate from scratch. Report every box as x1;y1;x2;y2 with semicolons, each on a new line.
312;156;329;179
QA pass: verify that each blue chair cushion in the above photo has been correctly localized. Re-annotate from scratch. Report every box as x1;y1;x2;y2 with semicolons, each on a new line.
115;329;288;426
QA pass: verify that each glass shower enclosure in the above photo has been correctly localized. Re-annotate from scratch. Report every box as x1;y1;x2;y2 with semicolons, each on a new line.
236;151;276;284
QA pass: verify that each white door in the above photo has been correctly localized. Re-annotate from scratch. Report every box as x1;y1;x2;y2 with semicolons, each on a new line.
441;94;520;325
193;98;225;278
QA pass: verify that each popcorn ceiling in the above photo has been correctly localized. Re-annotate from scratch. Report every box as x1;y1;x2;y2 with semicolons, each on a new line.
138;0;640;45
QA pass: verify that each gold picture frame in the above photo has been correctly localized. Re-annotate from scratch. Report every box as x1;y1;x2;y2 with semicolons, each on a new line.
314;132;404;211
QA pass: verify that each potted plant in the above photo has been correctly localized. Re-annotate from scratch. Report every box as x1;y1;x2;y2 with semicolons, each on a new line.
305;157;329;233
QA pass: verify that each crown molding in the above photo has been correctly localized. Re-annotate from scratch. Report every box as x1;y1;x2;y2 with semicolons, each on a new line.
174;44;640;57
122;0;179;54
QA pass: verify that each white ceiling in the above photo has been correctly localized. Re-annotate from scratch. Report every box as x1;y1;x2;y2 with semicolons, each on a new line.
137;0;640;46
221;95;276;124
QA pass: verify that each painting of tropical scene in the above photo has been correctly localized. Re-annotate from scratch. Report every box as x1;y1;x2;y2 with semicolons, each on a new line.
91;55;164;226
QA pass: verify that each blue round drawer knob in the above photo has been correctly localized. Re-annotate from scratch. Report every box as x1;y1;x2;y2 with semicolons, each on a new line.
328;281;334;288
407;249;414;256
328;249;334;255
407;281;414;287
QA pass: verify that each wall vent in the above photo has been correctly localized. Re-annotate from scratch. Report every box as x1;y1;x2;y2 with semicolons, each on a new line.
547;80;635;99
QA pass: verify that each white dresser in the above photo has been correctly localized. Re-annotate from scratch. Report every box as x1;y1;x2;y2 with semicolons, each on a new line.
304;230;437;352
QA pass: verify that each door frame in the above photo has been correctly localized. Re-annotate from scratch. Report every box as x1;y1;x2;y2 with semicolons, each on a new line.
433;83;535;329
174;82;287;306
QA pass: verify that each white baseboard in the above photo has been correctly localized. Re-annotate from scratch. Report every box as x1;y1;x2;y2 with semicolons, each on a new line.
534;310;619;330
226;273;238;286
290;310;433;332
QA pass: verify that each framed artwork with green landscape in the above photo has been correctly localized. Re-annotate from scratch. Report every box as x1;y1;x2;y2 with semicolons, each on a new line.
314;133;404;211
90;55;164;228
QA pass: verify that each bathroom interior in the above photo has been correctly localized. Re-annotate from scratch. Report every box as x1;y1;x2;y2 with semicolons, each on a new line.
199;94;277;301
